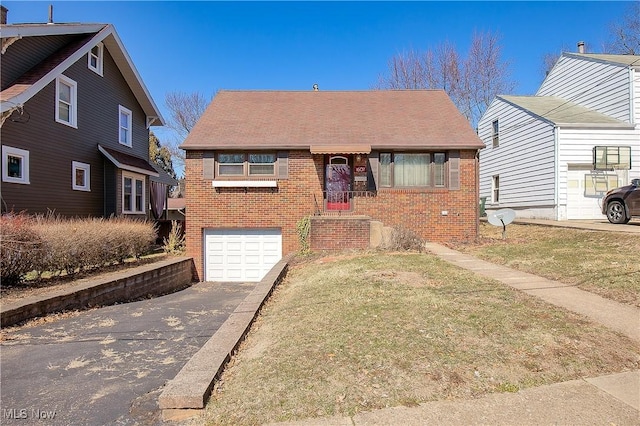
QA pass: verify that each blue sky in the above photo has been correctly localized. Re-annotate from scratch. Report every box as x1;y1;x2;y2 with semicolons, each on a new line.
3;1;632;147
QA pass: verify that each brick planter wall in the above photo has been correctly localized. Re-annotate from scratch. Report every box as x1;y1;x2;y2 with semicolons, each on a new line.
1;257;195;327
310;216;371;251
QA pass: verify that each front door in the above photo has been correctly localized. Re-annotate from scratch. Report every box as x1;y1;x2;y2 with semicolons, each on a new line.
325;156;351;210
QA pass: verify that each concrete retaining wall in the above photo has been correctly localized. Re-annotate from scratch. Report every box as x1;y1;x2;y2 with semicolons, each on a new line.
1;257;195;327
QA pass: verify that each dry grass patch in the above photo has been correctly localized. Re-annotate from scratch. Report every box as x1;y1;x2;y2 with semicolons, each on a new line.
451;223;640;307
202;252;639;425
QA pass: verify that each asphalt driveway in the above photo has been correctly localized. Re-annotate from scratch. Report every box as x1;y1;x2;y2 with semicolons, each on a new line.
0;281;255;425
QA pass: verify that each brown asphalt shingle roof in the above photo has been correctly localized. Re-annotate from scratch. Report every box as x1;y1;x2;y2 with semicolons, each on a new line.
181;90;484;151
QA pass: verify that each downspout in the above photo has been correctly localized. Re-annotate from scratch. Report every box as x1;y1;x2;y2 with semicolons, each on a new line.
475;149;480;237
554;126;560;220
629;68;636;126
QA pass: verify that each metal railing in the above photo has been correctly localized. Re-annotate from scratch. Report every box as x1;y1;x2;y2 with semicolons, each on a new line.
318;190;376;213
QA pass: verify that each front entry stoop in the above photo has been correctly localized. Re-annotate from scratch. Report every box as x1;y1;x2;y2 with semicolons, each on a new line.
370;220;393;249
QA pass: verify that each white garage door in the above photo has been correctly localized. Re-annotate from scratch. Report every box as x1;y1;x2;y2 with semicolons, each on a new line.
566;170;620;219
204;229;282;282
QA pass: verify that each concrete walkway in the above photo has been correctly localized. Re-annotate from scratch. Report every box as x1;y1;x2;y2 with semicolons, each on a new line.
424;242;640;342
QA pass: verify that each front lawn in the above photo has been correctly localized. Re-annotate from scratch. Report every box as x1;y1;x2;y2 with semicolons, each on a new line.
453;222;640;307
202;252;639;425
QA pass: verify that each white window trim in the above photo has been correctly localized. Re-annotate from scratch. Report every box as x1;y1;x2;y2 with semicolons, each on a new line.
122;172;145;214
2;145;30;184
55;75;78;128
87;42;104;76
492;119;499;148
492;175;500;203
119;105;133;147
72;161;91;191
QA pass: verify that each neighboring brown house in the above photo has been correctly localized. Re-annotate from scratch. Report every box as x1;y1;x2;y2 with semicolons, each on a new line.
181;90;484;282
0;11;167;218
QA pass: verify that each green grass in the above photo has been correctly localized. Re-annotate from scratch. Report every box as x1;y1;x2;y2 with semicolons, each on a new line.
202;252;639;425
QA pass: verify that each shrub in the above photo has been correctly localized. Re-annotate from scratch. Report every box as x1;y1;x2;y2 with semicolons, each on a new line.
296;216;311;254
387;226;425;252
163;220;185;255
0;214;158;281
0;214;44;285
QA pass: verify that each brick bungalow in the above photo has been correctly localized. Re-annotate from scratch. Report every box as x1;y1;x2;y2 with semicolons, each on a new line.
181;90;484;282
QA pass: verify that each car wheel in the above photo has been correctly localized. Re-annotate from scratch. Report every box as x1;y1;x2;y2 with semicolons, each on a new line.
606;200;630;224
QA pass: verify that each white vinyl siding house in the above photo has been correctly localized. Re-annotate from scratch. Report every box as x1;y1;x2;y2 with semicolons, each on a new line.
479;97;556;215
479;53;640;221
537;54;634;123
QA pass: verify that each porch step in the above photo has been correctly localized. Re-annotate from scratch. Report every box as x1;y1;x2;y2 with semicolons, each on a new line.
370;220;393;249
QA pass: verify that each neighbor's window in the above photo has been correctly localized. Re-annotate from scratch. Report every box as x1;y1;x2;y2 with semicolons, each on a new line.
119;105;132;147
492;119;499;148
379;152;447;188
593;146;631;170
88;42;103;75
72;161;90;191
122;173;145;214
217;153;276;177
56;75;77;127
2;145;30;184
492;175;500;203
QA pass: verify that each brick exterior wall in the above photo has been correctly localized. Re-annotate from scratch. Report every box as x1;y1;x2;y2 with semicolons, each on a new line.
186;149;479;281
310;216;371;251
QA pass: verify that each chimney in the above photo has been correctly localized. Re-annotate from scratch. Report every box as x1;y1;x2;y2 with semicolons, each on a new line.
1;6;8;25
48;4;53;24
577;41;585;54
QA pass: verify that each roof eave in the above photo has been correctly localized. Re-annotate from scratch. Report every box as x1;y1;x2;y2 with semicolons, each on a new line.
555;122;635;129
180;143;485;151
0;24;165;125
0;23;107;37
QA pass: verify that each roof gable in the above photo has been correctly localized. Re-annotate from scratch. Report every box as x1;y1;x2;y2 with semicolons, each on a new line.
0;23;164;125
498;95;633;128
181;90;484;151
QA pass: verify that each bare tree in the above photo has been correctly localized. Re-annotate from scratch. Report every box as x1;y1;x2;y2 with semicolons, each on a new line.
165;91;211;139
605;2;640;54
375;48;428;90
461;31;516;126
163;91;213;174
375;30;514;128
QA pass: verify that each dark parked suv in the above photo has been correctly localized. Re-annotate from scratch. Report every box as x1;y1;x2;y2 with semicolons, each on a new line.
602;178;640;224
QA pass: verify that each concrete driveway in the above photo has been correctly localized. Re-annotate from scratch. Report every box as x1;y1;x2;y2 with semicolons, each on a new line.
0;281;255;425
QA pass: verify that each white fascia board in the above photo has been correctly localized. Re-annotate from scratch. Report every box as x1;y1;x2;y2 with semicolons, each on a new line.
0;26;111;113
212;180;278;188
103;30;165;125
556;122;635;129
1;24;165;125
0;23;107;37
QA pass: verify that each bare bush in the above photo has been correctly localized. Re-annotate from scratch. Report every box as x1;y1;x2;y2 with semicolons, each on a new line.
0;214;44;285
1;214;157;284
388;227;425;252
162;220;186;255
